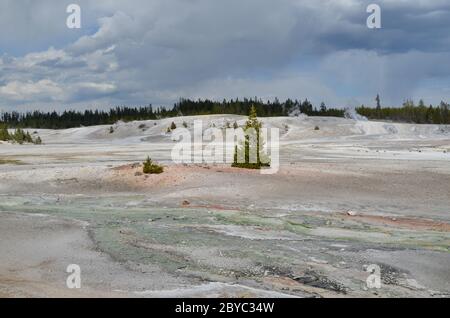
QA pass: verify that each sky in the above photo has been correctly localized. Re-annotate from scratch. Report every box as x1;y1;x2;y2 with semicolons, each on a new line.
0;0;449;112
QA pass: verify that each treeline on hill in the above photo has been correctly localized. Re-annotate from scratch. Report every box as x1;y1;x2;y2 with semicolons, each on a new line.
0;106;174;129
0;98;448;129
357;100;449;124
175;98;343;118
0;98;343;129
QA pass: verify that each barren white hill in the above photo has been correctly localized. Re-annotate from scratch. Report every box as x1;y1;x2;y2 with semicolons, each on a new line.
0;115;449;298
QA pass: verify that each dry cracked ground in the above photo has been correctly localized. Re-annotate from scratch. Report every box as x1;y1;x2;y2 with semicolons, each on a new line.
0;115;449;298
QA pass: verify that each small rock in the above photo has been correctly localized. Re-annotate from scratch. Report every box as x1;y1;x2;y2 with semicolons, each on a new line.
309;257;328;264
135;172;143;176
182;200;190;206
347;210;357;216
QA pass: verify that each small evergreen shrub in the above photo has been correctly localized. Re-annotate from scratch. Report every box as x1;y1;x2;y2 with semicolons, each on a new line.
34;136;42;145
138;123;148;131
0;125;10;141
143;157;164;174
0;125;42;144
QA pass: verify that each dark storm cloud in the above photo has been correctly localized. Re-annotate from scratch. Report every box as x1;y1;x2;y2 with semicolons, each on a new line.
0;0;449;111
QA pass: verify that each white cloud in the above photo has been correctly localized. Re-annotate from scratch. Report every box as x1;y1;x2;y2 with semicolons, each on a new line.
0;79;64;101
73;82;117;96
0;0;449;110
20;48;67;67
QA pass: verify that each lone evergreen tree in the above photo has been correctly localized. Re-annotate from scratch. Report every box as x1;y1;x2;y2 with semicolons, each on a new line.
375;94;381;119
232;105;270;169
376;94;381;110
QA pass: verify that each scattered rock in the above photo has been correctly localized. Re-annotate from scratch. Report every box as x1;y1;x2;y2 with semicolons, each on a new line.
404;278;426;290
375;264;401;286
294;270;347;294
135;172;143;177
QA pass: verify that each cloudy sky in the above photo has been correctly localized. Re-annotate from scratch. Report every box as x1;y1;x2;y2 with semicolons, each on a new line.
0;0;449;111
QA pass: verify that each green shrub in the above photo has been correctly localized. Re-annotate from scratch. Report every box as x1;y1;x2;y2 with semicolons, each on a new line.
0;159;22;165
9;128;33;144
0;126;42;144
143;157;164;174
0;125;10;141
34;136;42;145
232;106;271;170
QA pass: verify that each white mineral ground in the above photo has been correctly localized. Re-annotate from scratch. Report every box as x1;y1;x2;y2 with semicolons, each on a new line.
0;115;449;298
